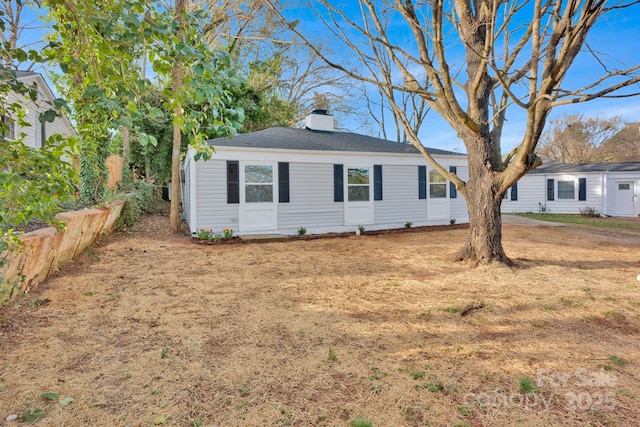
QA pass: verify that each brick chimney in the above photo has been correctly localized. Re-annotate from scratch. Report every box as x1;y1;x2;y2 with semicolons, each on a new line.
305;109;334;132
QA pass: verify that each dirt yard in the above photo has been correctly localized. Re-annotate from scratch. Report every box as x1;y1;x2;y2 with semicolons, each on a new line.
1;214;639;427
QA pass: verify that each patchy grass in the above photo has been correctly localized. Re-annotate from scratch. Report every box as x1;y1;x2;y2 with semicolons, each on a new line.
1;213;639;426
512;213;640;230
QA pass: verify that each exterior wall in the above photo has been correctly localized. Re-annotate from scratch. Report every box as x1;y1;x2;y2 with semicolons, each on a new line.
8;75;75;149
605;172;640;216
538;173;603;215
187;145;469;235
194;158;239;232
277;163;344;234
374;165;427;227
502;171;640;216
501;175;546;214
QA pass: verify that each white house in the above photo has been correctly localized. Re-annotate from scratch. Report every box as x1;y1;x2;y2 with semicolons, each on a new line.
182;110;469;236
502;161;640;217
2;70;75;148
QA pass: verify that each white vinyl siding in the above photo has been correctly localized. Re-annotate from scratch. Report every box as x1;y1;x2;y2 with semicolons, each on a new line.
501;175;546;214
504;173;606;215
185;145;471;235
374;165;428;226
8;76;75;149
278;163;343;232
195;160;239;232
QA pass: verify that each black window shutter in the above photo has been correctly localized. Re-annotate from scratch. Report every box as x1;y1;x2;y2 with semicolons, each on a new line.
374;164;383;201
511;183;518;201
547;179;554;201
227;161;239;204
278;162;290;203
334;164;344;202
449;166;457;199
418;165;427;199
578;178;586;201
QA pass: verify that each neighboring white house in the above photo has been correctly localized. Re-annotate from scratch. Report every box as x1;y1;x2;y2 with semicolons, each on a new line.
182;110;469;236
2;70;75;148
502;161;640;217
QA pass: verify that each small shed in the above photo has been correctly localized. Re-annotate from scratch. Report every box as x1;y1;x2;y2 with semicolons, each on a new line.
502;161;640;217
182;111;469;236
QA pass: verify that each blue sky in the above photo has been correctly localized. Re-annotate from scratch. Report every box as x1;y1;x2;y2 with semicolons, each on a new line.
289;1;640;154
14;1;640;154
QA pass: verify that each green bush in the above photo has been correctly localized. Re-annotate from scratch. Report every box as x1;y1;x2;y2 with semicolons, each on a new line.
114;181;155;230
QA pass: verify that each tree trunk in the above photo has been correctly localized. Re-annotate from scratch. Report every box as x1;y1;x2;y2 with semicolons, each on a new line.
170;0;185;233
456;136;512;265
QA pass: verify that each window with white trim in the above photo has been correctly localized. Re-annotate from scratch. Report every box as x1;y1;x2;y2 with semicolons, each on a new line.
347;168;370;201
244;164;273;203
557;180;575;200
429;170;446;198
2;115;15;141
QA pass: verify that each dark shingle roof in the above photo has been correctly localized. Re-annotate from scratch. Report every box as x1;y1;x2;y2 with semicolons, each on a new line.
530;161;640;174
208;127;460;156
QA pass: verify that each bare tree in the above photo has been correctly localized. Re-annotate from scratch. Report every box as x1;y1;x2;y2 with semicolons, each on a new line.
538;114;624;163
597;121;640;162
266;0;640;264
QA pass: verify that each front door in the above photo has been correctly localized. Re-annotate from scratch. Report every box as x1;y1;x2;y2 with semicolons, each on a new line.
613;181;635;216
239;163;278;233
344;166;374;226
427;168;450;220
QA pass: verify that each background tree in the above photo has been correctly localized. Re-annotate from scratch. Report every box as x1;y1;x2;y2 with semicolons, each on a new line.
597;121;640;162
202;0;358;131
267;0;640;264
537;114;624;163
45;0;244;229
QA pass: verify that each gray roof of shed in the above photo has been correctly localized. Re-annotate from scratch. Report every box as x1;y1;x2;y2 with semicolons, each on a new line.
208;127;460;156
530;161;640;174
15;70;39;78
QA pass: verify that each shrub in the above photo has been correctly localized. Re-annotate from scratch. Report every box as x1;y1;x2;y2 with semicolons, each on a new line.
298;226;307;236
115;181;155;230
580;206;600;217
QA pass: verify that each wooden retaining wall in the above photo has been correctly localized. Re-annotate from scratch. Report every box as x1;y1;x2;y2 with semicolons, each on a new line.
0;200;124;298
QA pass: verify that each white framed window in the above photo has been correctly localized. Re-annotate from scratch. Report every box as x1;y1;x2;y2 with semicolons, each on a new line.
557;180;575;200
2;115;15;141
347;168;370;201
244;164;273;203
429;170;446;198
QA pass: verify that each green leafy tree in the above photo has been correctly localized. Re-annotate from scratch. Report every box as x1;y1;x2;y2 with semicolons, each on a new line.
233;55;297;132
45;0;245;228
1;21;77;298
